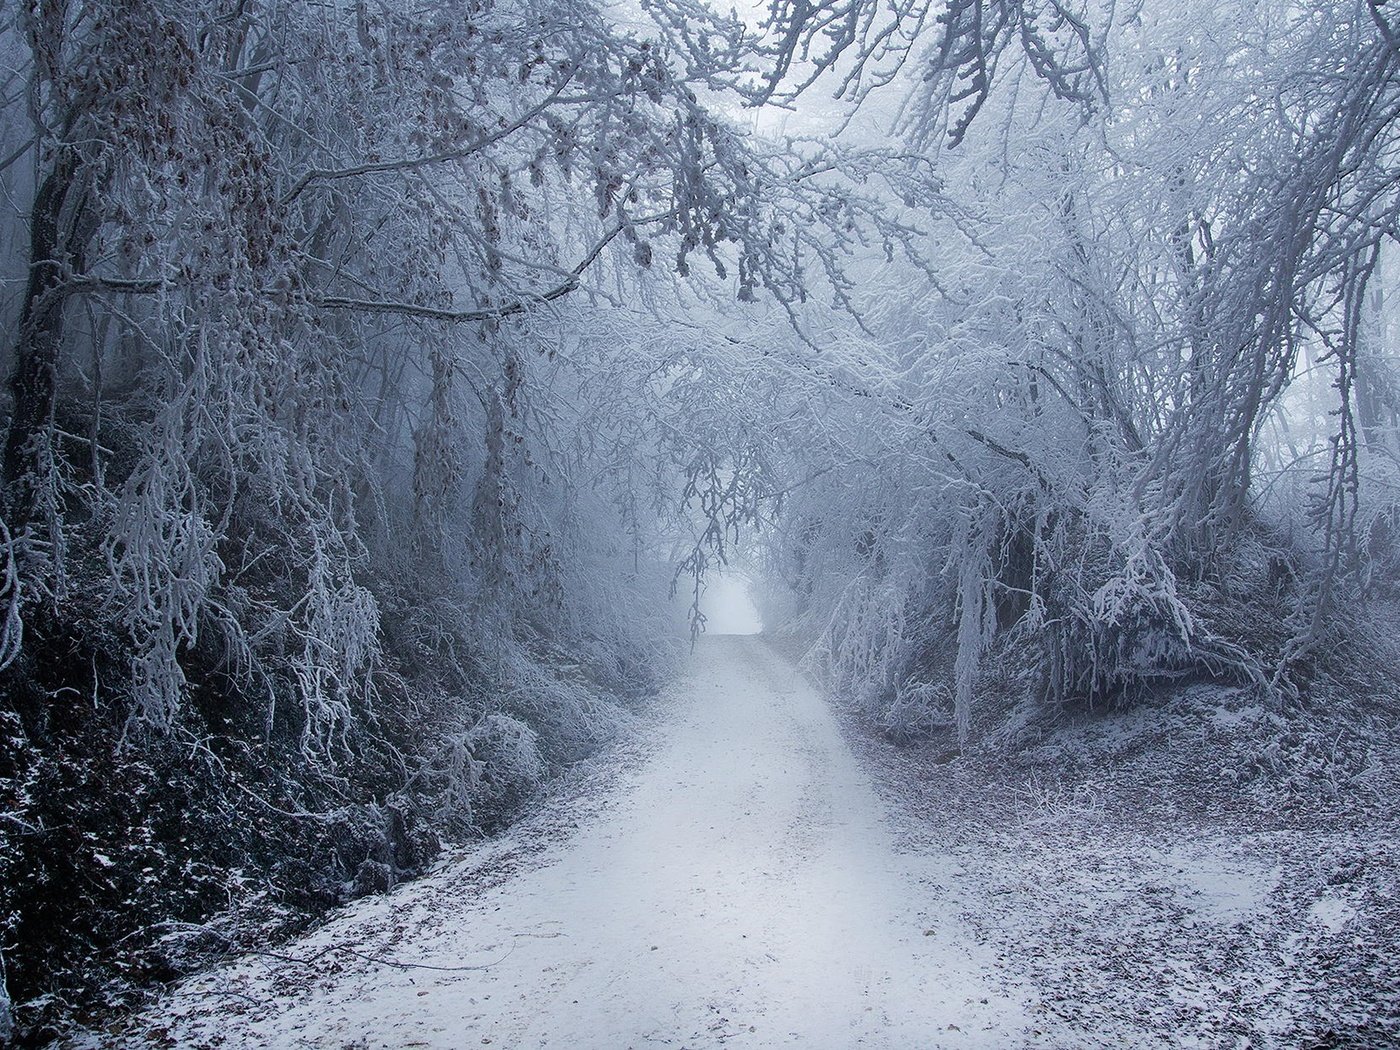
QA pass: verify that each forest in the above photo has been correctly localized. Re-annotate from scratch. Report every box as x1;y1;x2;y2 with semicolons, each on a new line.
1;0;1398;1044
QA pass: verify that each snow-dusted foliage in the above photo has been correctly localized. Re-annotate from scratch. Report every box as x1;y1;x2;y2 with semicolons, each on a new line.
0;0;934;1036
757;0;1400;739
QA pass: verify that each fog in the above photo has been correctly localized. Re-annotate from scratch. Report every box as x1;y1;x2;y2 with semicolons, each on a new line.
698;573;765;635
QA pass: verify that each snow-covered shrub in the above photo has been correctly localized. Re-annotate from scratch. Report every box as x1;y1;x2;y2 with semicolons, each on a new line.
752;0;1400;748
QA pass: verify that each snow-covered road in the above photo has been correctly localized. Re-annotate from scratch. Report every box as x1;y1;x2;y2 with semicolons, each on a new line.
110;637;1027;1048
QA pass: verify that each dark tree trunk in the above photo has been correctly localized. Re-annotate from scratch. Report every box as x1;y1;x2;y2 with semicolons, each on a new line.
3;150;81;529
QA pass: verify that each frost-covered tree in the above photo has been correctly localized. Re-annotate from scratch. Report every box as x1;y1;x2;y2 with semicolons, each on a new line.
0;0;940;1034
757;0;1400;739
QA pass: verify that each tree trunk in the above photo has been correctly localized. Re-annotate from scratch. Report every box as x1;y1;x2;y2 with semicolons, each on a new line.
3;151;81;529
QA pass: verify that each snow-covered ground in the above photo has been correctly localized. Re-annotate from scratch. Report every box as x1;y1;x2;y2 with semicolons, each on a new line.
842;688;1400;1049
92;638;1027;1048
77;635;1400;1049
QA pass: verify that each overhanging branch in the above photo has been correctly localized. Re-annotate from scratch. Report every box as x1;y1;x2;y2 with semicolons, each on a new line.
312;219;627;323
279;75;575;207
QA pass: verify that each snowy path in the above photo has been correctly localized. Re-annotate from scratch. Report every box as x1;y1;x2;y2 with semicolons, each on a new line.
115;637;1027;1048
